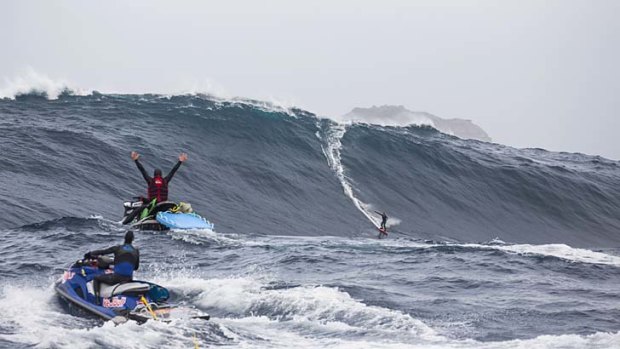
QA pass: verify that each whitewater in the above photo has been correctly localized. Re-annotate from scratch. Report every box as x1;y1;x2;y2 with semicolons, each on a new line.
1;90;620;348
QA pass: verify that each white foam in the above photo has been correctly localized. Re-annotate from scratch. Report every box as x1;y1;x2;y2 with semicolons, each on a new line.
474;331;620;349
320;123;403;230
465;243;620;266
0;282;213;349
151;275;620;349
333;112;435;128
165;228;242;246
173;275;438;339
2;274;619;348
0;69;302;120
352;236;620;267
164;92;300;118
0;68;91;100
222;96;300;117
322;123;381;228
181;78;233;100
319;232;620;267
215;314;620;349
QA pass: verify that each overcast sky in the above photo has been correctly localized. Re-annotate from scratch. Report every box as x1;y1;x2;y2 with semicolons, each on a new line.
1;0;619;159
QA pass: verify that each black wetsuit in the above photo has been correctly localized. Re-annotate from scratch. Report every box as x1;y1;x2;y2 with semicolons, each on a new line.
134;159;182;202
89;244;140;303
380;215;387;230
375;211;388;230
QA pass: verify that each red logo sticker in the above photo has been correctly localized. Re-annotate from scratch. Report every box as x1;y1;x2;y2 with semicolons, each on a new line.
102;297;127;308
62;271;75;283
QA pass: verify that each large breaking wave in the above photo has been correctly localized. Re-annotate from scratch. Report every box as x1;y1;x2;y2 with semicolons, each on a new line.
1;93;619;247
2;91;620;348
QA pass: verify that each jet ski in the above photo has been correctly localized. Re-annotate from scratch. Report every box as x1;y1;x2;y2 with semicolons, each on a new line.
122;198;214;231
54;256;210;324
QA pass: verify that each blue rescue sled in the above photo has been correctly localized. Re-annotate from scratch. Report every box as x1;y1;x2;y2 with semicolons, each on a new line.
156;211;215;230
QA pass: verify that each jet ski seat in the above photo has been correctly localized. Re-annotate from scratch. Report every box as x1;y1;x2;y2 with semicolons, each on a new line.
99;282;151;298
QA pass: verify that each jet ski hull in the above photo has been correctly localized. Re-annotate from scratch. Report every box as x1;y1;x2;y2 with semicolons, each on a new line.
122;199;214;231
55;279;121;321
130;218;170;231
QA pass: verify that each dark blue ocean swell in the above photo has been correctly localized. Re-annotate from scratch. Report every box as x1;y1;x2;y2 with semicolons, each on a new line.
0;94;366;234
339;123;620;246
2;93;620;348
2;94;620;246
2;219;620;347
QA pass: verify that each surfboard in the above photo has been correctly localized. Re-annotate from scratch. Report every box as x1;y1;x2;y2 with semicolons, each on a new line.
156;212;214;230
377;227;388;239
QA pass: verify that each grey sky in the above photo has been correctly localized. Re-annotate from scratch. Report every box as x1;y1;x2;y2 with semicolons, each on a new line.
2;0;619;159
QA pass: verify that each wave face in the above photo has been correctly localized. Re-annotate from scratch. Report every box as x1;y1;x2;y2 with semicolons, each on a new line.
0;94;366;235
2;93;620;348
340;124;620;246
2;93;619;246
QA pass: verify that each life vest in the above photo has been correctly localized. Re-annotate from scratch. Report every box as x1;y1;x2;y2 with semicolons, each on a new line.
114;244;139;277
147;175;168;202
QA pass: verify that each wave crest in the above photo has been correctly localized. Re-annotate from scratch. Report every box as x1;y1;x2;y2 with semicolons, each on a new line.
0;68;92;100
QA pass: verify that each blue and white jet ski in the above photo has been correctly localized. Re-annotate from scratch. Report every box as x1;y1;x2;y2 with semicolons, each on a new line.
122;198;214;231
54;256;209;323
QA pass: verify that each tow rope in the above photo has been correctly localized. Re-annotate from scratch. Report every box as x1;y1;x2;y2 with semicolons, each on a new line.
140;296;158;320
193;333;200;349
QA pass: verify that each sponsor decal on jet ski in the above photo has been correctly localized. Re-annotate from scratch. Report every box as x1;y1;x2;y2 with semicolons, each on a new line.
103;297;127;308
62;271;75;283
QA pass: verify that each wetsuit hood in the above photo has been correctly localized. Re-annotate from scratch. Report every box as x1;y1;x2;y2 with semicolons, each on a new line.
124;231;134;244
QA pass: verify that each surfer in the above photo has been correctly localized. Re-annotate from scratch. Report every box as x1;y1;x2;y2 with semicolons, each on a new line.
375;211;388;230
131;151;188;203
375;211;388;238
84;231;140;305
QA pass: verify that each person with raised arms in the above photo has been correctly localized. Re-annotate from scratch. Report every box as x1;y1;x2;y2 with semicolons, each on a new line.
131;151;188;203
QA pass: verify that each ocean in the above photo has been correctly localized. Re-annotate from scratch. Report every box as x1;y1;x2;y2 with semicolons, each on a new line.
1;92;619;348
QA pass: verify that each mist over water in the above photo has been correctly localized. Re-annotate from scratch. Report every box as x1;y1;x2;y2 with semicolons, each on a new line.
1;93;620;348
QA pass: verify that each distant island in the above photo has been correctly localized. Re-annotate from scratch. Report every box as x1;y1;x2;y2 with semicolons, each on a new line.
343;105;491;142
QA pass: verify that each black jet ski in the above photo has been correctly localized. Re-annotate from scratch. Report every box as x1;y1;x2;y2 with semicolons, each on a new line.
122;197;176;231
122;198;214;231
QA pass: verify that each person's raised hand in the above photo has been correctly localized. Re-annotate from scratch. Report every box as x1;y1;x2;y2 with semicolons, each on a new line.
131;151;140;161
179;153;188;162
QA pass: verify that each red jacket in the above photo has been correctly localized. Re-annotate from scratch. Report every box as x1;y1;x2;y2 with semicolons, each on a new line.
134;159;182;202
